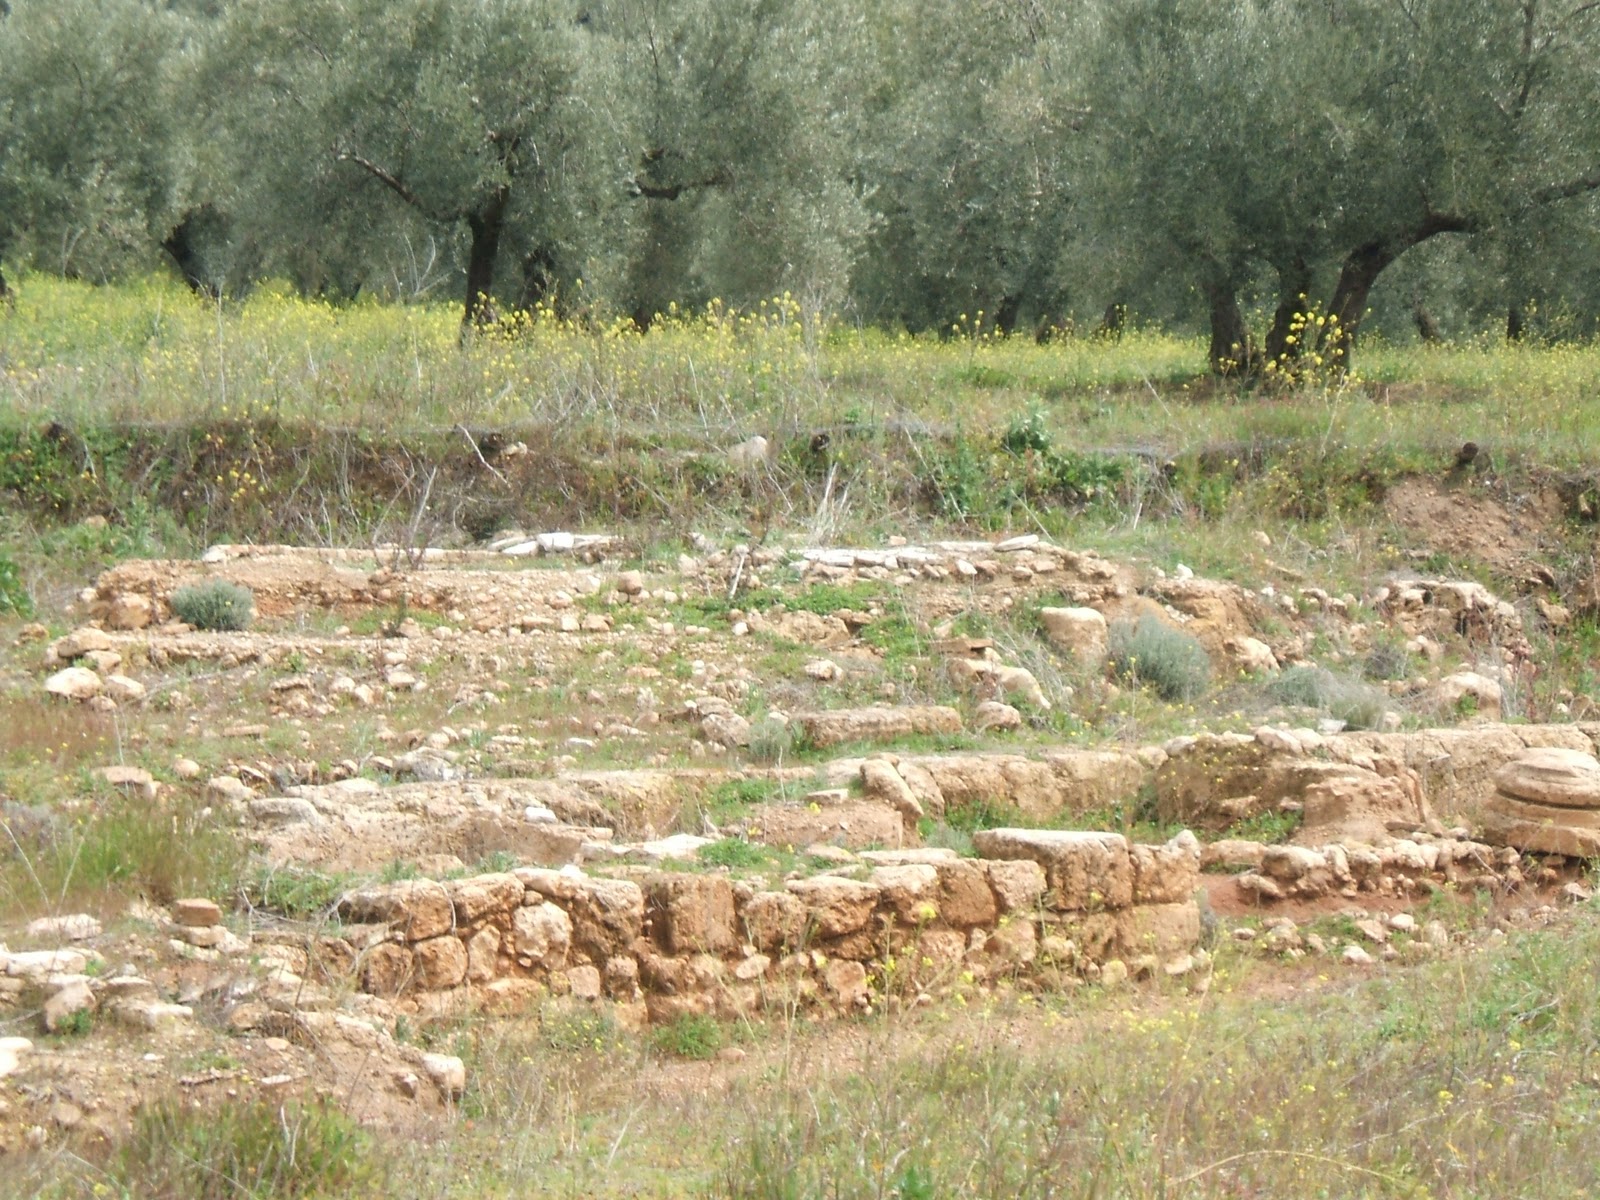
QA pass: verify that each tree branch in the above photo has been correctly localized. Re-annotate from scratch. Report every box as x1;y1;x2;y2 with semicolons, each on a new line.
335;149;453;223
627;167;733;200
1533;168;1600;204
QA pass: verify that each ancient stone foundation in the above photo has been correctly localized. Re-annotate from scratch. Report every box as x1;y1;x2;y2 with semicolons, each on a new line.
333;830;1205;1021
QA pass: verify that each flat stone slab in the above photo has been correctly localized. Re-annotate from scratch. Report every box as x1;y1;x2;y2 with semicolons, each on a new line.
1494;748;1600;809
794;705;963;749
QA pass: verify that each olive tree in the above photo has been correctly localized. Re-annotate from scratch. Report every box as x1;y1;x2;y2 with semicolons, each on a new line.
1066;0;1600;375
0;0;188;293
211;0;616;327
585;0;872;324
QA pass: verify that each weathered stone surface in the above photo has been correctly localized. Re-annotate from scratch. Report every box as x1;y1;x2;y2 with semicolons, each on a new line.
907;750;1147;826
566;877;645;959
102;593;154;630
1479;803;1600;857
512;901;573;966
972;828;1132;911
1494;749;1600;808
44;667;102;701
44;979;96;1033
341;880;454;942
420;1052;467;1099
973;701;1024;732
0;1036;33;1080
649;875;738;955
54;628;114;659
248;797;324;826
934;860;998;927
1038;607;1108;665
1430;671;1503;720
1296;768;1427;845
822;959;870;1009
740;890;807;952
993;666;1050;710
465;927;501;983
795;705;962;748
412;937;469;989
361;947;416;998
102;674;147;703
172;898;223;928
446;873;523;925
24;914;101;941
785;876;880;937
1129;831;1201;905
983;859;1047;912
868;865;940;924
1120;902;1202;959
860;759;924;822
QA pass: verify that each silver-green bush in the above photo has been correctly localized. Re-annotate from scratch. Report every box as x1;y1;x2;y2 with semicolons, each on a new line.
169;580;254;631
1107;615;1211;701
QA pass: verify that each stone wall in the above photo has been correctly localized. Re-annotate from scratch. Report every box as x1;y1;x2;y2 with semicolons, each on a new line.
335;831;1205;1022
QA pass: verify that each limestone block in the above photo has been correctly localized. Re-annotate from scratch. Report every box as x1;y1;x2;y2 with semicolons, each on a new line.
972;828;1132;911
1129;831;1201;905
567;877;645;961
465;927;501;983
786;876;880;937
867;865;939;925
934;860;998;928
412;936;468;990
795;705;963;749
341;880;453;942
1038;607;1108;665
512;901;573;967
648;875;738;955
446;873;524;925
1120;902;1202;959
44;667;102;701
172;898;223;928
983;859;1046;913
1494;749;1600;808
740;891;807;952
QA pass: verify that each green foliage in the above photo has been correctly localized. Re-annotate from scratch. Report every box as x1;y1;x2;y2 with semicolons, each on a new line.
1362;635;1413;682
651;1012;724;1060
540;1002;619;1053
1107;615;1212;701
698;838;775;870
170;580;254;631
245;866;352;922
1222;807;1304;844
109;1098;382;1200
0;789;244;917
1268;664;1392;730
0;551;32;617
941;797;1023;834
53;1007;94;1037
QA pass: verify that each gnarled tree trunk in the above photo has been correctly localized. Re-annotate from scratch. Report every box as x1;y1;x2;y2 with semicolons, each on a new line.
1263;257;1312;366
1205;282;1256;376
462;185;510;333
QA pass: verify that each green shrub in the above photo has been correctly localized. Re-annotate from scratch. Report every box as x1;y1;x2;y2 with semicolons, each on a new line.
169;579;254;631
1107;615;1212;701
1268;664;1392;730
698;837;774;870
0;551;32;617
1362;636;1412;682
111;1098;381;1199
651;1012;724;1060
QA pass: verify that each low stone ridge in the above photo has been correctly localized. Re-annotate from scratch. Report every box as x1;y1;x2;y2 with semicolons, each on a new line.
793;705;963;749
330;845;1205;1020
1480;748;1600;856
